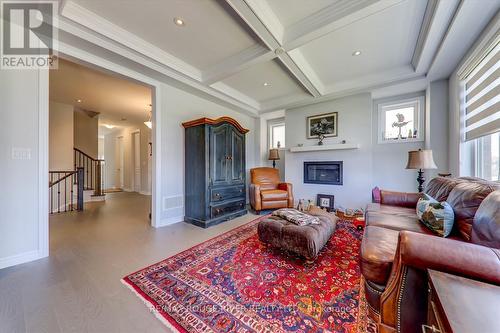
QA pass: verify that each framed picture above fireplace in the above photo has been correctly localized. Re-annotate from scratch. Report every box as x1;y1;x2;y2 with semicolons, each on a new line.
317;194;335;212
307;112;338;139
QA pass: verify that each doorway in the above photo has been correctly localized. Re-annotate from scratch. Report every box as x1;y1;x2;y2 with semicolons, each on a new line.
132;131;141;192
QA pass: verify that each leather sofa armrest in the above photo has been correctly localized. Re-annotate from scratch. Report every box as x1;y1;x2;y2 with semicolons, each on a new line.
380;190;421;208
379;231;500;332
278;183;294;208
398;231;500;284
249;183;262;211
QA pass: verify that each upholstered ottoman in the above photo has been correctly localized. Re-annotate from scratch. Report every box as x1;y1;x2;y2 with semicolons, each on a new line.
257;209;337;261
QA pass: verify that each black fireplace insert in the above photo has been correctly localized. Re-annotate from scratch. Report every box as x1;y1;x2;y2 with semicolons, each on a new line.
304;161;343;185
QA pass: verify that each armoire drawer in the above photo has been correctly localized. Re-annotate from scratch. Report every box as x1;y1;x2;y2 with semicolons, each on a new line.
211;199;246;218
210;185;245;202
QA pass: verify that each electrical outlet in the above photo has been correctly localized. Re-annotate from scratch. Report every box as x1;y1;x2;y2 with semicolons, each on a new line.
11;148;31;160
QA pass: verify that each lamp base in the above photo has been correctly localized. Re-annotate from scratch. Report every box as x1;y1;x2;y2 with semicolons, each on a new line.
417;169;425;193
272;160;276;168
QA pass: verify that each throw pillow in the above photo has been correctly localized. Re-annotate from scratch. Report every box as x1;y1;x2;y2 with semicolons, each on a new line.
416;193;455;237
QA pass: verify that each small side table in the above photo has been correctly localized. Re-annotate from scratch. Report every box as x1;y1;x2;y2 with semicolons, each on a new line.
425;269;500;333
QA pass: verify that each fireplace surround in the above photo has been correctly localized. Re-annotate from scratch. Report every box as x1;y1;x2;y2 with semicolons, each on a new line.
304;161;343;185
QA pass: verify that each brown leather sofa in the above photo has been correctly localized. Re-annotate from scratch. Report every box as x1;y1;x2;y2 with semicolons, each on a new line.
361;177;500;333
249;167;293;213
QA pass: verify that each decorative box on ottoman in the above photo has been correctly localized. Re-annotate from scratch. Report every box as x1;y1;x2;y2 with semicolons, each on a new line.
257;208;337;261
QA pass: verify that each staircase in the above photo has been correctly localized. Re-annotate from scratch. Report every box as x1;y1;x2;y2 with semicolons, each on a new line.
49;148;105;214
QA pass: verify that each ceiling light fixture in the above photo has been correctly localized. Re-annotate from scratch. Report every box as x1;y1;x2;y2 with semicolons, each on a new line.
76;99;82;103
173;17;185;26
352;50;362;56
263;82;270;86
104;124;115;129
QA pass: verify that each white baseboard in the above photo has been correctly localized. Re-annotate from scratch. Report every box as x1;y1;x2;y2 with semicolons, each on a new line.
155;215;183;228
139;191;152;195
0;250;45;270
123;188;133;192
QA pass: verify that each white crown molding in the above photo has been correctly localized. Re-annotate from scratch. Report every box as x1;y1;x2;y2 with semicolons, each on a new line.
261;69;425;112
202;45;275;84
283;0;404;51
61;1;202;81
244;0;285;43
210;82;261;110
411;0;460;73
57;18;260;116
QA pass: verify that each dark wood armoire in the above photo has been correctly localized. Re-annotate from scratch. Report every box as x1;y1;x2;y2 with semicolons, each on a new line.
182;117;248;228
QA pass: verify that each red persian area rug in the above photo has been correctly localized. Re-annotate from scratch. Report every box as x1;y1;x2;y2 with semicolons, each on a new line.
122;217;376;333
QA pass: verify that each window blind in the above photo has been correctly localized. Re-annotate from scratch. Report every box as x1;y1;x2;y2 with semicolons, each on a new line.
464;40;500;141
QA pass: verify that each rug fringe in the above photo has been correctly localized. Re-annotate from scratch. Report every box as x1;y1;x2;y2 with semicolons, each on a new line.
120;279;181;333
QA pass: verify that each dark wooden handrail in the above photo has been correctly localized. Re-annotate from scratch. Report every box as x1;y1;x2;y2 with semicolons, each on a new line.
49;171;76;188
73;147;98;161
74;148;105;196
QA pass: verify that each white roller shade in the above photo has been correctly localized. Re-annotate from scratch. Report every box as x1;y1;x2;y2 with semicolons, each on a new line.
464;40;500;141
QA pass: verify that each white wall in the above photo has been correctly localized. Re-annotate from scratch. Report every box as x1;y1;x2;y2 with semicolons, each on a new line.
160;83;258;224
425;80;449;178
0;69;47;268
285;94;373;210
49;101;74;171
74;109;98;158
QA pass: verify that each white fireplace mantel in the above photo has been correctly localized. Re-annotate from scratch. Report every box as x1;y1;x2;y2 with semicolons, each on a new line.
289;143;360;153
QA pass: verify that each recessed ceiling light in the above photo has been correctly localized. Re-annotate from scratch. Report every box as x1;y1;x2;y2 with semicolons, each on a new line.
76;99;82;103
263;82;270;86
352;50;362;56
173;17;185;26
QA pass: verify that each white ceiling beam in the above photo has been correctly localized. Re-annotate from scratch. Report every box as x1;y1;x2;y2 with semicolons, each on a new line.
283;0;404;51
411;0;461;73
202;45;275;85
224;0;322;97
243;0;285;43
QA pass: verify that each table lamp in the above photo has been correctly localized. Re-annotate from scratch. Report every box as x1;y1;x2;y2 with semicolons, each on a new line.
406;149;437;192
268;149;280;168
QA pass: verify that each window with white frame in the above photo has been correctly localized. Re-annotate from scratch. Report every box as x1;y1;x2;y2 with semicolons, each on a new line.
462;39;500;180
377;96;424;143
269;121;285;149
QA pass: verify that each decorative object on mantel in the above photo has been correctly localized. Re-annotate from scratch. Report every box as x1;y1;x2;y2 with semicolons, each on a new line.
297;199;313;212
307;112;338;145
183;116;248;228
317;194;335;212
290;143;359;152
406;149;438;192
268;148;280;168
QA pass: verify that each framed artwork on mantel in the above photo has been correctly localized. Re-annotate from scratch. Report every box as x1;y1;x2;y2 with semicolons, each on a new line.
307;112;338;139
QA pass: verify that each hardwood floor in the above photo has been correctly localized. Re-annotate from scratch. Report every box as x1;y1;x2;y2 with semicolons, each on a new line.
0;192;257;333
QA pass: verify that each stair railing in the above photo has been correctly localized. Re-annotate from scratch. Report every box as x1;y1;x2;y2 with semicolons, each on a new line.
74;148;105;196
49;167;84;214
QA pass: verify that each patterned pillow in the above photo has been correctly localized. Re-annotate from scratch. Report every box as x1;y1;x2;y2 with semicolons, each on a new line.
416;193;455;237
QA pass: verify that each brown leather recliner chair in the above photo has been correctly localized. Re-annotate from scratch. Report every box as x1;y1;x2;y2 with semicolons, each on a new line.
249;167;293;213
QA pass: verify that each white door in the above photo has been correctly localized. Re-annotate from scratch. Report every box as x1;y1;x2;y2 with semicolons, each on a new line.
116;136;124;189
133;132;141;192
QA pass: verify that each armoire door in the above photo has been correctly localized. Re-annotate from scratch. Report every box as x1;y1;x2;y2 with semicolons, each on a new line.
209;124;229;185
229;128;244;183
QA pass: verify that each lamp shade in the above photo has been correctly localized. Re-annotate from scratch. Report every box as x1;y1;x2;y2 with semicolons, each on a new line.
268;148;280;161
406;149;437;170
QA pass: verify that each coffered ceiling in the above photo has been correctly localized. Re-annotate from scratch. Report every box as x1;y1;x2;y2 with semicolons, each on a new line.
58;0;500;115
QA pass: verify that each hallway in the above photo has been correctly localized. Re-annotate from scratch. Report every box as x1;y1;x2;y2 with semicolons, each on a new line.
0;192;256;333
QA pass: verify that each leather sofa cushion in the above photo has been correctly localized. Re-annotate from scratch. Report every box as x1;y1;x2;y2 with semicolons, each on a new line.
261;189;288;201
366;203;416;217
250;167;280;190
425;177;465;202
261;200;288;209
360;226;400;285
366;211;434;235
447;181;500;241
471;190;500;248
